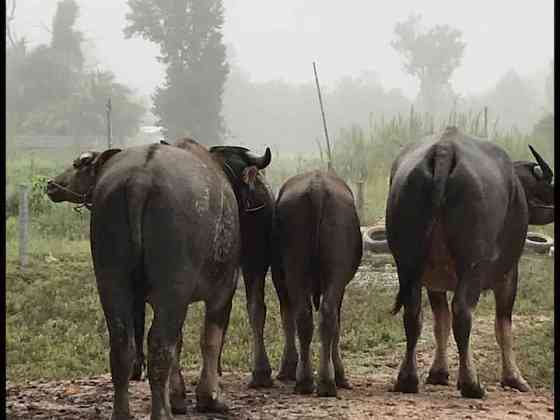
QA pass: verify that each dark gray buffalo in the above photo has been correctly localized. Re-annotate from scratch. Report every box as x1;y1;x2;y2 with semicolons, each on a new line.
162;138;276;388
386;126;554;399
271;169;363;397
46;141;271;419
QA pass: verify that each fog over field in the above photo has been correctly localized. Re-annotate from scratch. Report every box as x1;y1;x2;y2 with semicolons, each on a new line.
8;0;554;151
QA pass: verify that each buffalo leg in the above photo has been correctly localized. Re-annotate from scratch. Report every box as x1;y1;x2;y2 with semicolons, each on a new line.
170;327;187;414
97;272;136;420
148;303;188;420
452;268;484;398
294;297;315;394
272;264;298;381
394;278;423;394
196;300;233;413
317;288;342;397
244;269;273;388
333;293;351;389
426;290;451;385
494;266;530;392
131;295;145;382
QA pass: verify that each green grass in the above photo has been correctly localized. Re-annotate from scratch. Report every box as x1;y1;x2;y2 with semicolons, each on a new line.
6;240;553;391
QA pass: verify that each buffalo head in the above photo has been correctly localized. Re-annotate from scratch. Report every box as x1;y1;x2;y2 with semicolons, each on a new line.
209;145;272;211
514;145;554;225
45;149;122;205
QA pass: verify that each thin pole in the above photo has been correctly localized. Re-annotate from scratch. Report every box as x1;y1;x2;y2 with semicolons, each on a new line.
313;62;332;170
484;106;488;138
18;184;29;270
106;98;112;149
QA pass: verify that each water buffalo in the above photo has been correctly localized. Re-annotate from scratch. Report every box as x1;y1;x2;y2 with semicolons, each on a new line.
162;138;276;388
46;141;271;419
271;169;363;397
386;126;554;399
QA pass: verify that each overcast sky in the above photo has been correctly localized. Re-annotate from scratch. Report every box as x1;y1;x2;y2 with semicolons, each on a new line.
12;0;554;100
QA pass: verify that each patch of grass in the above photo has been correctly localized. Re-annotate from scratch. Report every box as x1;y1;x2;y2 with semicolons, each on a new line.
6;238;553;392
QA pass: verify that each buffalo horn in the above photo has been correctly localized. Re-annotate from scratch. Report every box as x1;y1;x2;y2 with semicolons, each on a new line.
528;145;553;181
244;147;272;169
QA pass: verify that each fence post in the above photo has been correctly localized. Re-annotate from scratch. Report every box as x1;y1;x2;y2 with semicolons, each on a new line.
18;183;30;269
484;106;488;138
356;180;365;224
409;105;414;140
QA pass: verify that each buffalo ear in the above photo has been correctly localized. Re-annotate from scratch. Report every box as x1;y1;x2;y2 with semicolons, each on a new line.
92;148;122;172
242;165;259;187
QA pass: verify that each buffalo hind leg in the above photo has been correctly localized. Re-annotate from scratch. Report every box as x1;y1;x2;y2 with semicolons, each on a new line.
394;281;423;393
170;327;187;414
196;300;233;413
131;292;145;382
97;272;136;420
426;290;451;385
294;297;314;394
148;303;188;420
244;269;273;388
452;268;484;398
317;288;343;397
333;293;351;389
494;266;530;392
272;265;298;381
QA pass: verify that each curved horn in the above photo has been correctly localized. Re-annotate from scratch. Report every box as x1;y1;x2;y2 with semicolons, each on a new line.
528;145;553;180
245;147;272;170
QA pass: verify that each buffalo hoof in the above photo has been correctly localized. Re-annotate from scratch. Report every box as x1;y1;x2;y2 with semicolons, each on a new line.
336;377;353;389
426;368;449;385
393;372;419;394
294;378;315;395
171;396;187;415
277;371;296;382
501;375;531;392
196;396;229;413
130;361;143;381
277;363;297;382
110;410;132;420
317;380;337;397
248;370;274;389
458;380;485;399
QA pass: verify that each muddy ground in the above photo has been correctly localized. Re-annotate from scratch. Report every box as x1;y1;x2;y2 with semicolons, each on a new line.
7;313;554;420
6;369;554;419
6;252;554;419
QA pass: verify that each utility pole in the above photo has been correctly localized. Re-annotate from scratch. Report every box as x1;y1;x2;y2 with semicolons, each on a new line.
106;98;112;149
313;62;333;170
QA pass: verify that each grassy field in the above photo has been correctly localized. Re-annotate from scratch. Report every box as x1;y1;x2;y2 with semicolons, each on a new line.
6;236;554;390
6;114;554;391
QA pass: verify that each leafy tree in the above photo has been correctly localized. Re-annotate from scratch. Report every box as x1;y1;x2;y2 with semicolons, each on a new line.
545;59;553;113
124;0;229;144
6;0;145;142
392;14;465;116
50;0;84;71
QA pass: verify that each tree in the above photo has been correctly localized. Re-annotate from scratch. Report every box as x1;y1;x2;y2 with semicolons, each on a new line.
6;0;145;141
392;14;465;116
124;0;229;144
50;0;84;71
545;59;553;113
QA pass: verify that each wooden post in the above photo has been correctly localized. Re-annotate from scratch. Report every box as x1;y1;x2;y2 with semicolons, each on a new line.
484;106;488;138
18;184;29;269
356;180;365;223
106;98;112;149
409;105;414;140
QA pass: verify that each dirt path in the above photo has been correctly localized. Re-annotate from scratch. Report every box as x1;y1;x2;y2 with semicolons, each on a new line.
7;368;554;420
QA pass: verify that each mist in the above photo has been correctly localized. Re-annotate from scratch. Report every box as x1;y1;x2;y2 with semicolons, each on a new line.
7;0;554;153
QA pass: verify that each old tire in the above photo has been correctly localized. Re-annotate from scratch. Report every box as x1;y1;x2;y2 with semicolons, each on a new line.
525;232;553;254
363;226;390;254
